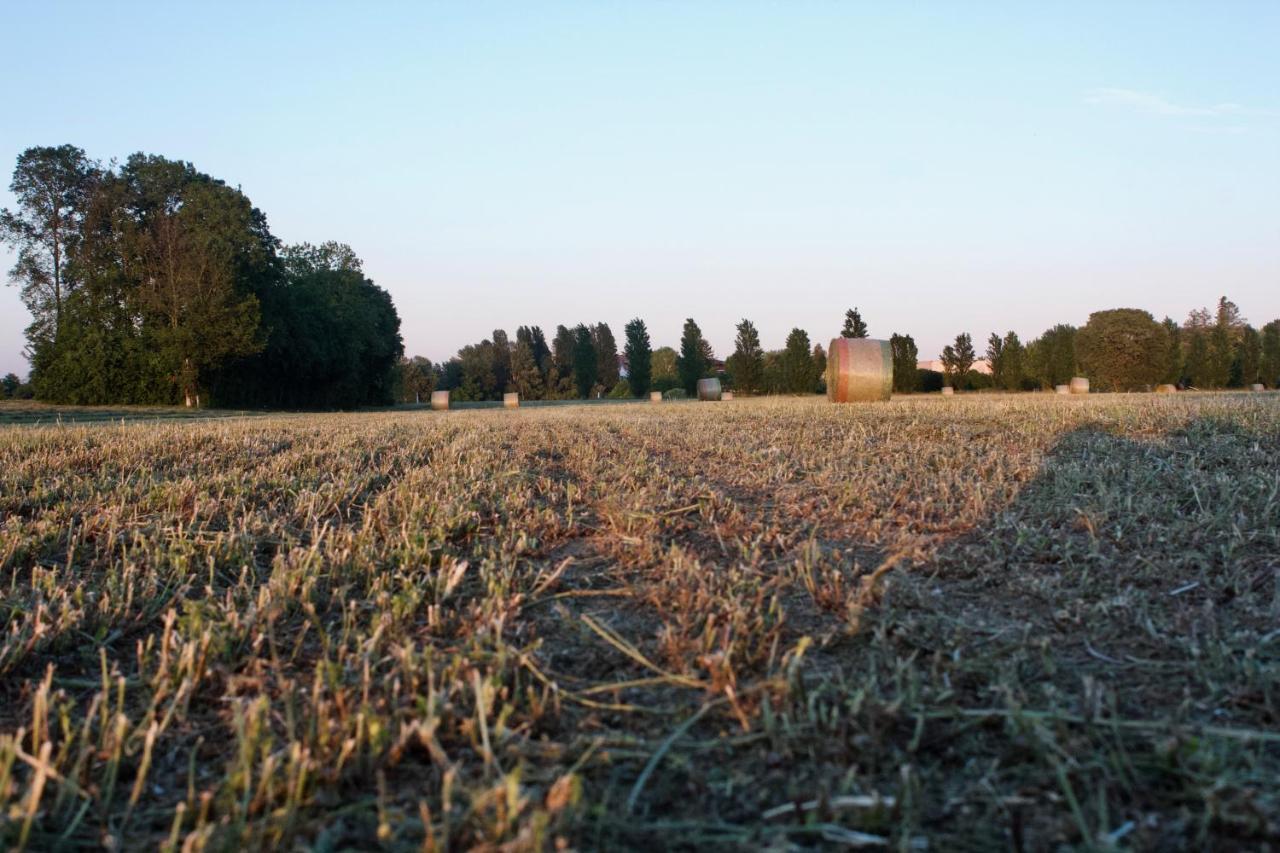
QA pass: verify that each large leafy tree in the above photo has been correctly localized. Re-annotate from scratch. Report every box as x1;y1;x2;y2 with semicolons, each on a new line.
1075;308;1169;391
940;333;976;388
677;318;711;394
781;328;816;393
623;318;652;396
572;324;597;398
725;318;764;394
550;325;576;398
889;333;919;392
841;307;869;339
395;356;436;404
0;145;100;352
117;155;271;406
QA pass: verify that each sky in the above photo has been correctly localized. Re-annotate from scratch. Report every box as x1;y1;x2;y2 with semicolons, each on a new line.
1;2;1278;378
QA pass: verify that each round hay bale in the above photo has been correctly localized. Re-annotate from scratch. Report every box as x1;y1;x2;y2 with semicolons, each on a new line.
1055;384;1071;395
940;386;955;397
826;338;892;403
1251;383;1265;392
1156;384;1177;394
1069;377;1089;395
649;391;662;403
431;390;450;410
721;391;734;401
697;378;722;401
503;392;519;409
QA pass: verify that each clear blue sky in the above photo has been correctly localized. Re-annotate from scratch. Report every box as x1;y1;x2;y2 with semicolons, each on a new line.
2;2;1278;378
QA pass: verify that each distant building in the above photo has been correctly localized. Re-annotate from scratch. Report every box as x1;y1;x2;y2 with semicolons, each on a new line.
917;358;992;375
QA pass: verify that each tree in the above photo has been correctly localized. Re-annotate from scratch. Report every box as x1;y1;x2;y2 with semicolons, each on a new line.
623;318;652;397
781;328;817;394
490;329;512;393
651;346;678;390
940;333;975;389
0;145;99;352
726;319;764;394
1261;320;1280;388
511;338;545;399
986;333;1005;388
1160;318;1183;386
1206;324;1233;388
549;325;577;398
1026;324;1077;388
889;333;919;392
1075;309;1168;391
457;340;498;401
119;155;271;406
999;332;1025;391
211;241;401;409
677;318;711;395
592;323;620;388
1236;326;1262;387
396;356;435;404
1;373;19;398
841;308;868;339
572;324;597;398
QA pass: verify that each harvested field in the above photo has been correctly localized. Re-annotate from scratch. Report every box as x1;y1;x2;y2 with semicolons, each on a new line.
1;394;1277;850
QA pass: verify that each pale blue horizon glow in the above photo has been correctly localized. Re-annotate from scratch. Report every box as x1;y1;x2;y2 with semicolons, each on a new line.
2;2;1278;380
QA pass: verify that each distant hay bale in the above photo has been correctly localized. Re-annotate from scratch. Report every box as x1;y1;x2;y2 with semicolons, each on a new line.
940;386;955;397
1055;384;1070;395
649;391;662;403
826;338;892;403
503;392;519;408
1070;377;1089;395
1156;384;1177;394
697;378;722;401
1251;383;1265;392
721;391;734;401
431;390;450;410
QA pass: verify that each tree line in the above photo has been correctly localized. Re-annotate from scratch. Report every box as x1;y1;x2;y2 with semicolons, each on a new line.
936;298;1279;392
394;307;933;401
1;145;402;408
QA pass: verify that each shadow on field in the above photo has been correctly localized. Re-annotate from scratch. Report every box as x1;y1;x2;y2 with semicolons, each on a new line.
607;418;1279;850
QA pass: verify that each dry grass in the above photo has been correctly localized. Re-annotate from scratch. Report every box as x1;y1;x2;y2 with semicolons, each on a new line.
1;393;1277;850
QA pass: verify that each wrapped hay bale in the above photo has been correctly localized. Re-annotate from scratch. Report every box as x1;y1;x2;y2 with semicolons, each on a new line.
1156;384;1177;394
826;338;892;403
940;386;955;397
697;378;722;401
431;390;450;410
1251;383;1265;392
649;391;663;402
1055;385;1070;395
1070;377;1089;395
504;392;519;408
722;391;734;401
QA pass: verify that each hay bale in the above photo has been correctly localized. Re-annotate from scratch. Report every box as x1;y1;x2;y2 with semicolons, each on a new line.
697;378;722;401
940;386;955;397
721;391;734;401
1156;384;1177;394
503;392;519;409
1251;383;1265;392
431;390;450;410
1070;377;1089;395
649;391;662;403
1055;384;1071;395
826;338;892;403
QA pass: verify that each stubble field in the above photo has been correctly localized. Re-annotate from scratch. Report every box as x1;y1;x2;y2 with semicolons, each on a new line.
0;393;1277;851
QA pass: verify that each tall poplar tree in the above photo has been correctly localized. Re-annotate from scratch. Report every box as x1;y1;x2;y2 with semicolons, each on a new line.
623;318;652;396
